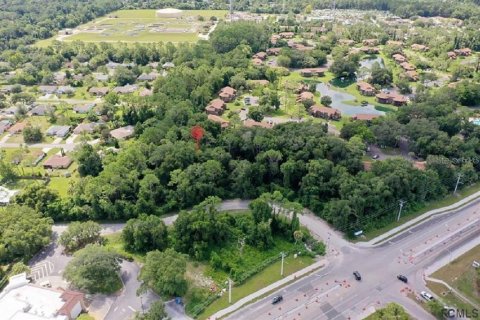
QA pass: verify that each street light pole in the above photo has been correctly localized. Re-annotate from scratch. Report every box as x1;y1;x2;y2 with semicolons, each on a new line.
228;278;232;304
454;173;462;194
280;252;286;276
397;200;406;221
140;295;145;314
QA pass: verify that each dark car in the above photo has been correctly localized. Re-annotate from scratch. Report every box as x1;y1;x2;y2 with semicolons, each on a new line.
272;295;283;304
397;275;408;283
353;271;362;281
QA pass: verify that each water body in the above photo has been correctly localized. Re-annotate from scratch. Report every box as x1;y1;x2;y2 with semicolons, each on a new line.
359;56;385;69
316;83;385;116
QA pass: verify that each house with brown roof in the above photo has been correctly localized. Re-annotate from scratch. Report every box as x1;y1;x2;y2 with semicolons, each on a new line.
300;68;326;77
309;105;341;120
219;86;237;102
73;122;98;134
405;70;419;82
411;44;429;52
270;34;281;44
454;48;472;56
43;155;72;169
392;54;407;64
8;122;26;134
244;119;274;129
205;99;226;116
253;52;267;60
387;40;403;47
296;91;314;103
295;83;309;94
208;114;230;128
360;47;380;54
362;39;378;46
252;58;263;66
375;92;408;106
447;51;457;59
352;114;380;122
338;39;355;46
88;87;109;97
279;32;295;39
267;48;282;56
400;62;415;71
110;125;135;140
357;82;376;96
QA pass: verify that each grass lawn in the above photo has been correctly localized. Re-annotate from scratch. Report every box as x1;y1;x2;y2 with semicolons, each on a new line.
360;182;480;242
36;9;228;45
103;232;146;263
431;245;480;305
197;254;314;319
48;177;74;198
427;281;477;314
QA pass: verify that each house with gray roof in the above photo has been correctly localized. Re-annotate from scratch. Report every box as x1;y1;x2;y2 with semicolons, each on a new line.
46;125;71;138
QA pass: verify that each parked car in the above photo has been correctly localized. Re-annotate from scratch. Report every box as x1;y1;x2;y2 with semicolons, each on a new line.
353;271;362;281
420;291;434;301
372;154;380;159
397;275;408;283
272;295;283;304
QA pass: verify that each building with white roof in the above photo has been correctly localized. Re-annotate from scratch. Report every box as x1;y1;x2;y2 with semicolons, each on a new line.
0;273;85;320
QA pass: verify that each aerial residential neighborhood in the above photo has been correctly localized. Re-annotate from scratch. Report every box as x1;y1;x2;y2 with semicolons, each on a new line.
0;1;480;320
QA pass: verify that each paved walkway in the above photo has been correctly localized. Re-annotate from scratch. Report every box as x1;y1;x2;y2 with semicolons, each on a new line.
209;259;327;320
358;190;480;246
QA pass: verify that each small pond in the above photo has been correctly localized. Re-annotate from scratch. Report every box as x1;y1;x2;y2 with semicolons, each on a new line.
316;83;385;116
359;56;385;69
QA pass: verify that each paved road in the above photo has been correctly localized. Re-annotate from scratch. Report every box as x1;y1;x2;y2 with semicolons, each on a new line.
222;201;480;320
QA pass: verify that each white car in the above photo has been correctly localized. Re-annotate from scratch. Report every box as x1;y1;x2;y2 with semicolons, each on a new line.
420;291;434;301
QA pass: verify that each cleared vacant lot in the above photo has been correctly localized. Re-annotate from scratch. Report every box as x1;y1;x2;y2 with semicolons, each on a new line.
38;9;227;45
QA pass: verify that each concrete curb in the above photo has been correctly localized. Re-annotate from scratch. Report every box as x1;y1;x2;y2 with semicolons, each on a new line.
209;259;328;320
357;190;480;247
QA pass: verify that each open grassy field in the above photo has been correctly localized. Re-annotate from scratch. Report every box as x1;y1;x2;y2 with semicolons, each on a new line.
37;9;228;46
431;245;480;305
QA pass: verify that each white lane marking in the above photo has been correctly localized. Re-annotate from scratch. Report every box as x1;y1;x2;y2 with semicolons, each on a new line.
128;306;136;312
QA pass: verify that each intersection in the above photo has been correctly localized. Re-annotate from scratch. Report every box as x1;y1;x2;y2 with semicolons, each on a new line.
223;201;480;320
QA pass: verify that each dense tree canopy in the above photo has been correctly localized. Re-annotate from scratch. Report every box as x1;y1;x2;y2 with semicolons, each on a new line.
0;205;52;263
64;244;121;294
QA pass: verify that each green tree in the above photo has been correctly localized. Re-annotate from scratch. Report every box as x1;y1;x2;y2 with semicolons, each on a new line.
368;303;410;319
64;244;121;294
249;198;272;223
122;215;168;253
248;109;264;122
75;143;103;177
135;301;168;320
370;62;392;86
0;150;17;182
321;95;332;106
13;184;59;214
0;205;52;263
59;221;103;253
114;66;136;86
23;126;42;143
329;56;358;78
140;248;188;297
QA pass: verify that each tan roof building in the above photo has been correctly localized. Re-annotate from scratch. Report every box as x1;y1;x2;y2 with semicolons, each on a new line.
43;155;72;169
110;125;135;140
207;114;230;128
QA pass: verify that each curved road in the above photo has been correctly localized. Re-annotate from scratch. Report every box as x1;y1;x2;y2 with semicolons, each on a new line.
36;198;480;320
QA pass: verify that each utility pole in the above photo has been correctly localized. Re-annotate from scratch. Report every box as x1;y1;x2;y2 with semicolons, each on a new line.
454;173;462;194
228;278;232;303
397;200;406;222
229;0;233;14
280;252;286;276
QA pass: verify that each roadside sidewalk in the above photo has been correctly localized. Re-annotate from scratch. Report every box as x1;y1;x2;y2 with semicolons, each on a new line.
425;276;480;309
209;258;328;320
357;190;480;247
